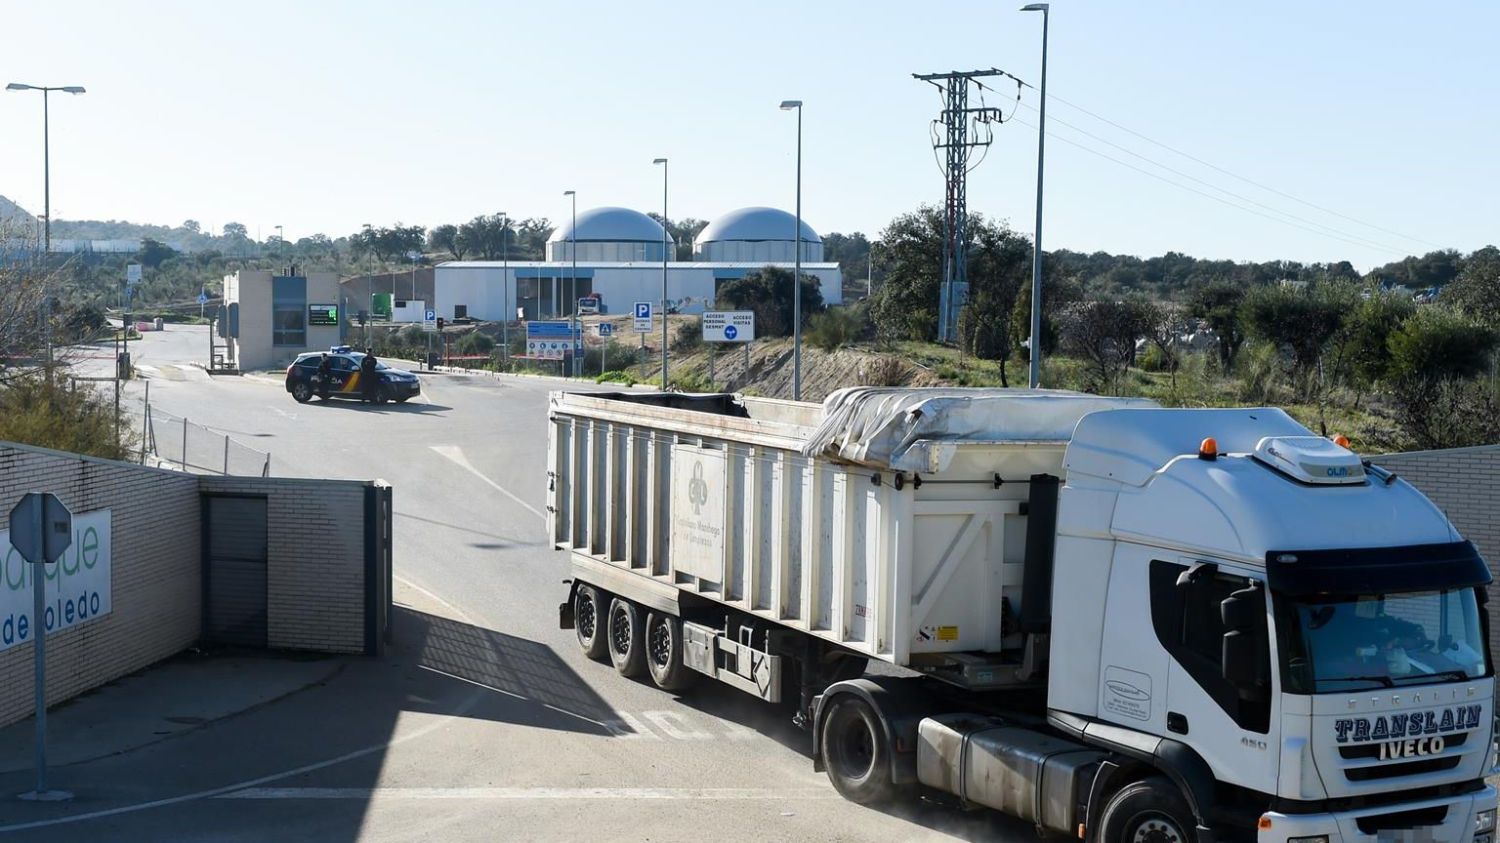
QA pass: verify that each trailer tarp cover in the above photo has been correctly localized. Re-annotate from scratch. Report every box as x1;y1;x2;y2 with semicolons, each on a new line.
802;387;1156;472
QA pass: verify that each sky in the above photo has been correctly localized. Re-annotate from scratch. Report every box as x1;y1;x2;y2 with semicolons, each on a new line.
1;1;1495;270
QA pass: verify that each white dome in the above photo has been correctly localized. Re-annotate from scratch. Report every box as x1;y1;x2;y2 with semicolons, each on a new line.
694;207;823;262
549;206;671;245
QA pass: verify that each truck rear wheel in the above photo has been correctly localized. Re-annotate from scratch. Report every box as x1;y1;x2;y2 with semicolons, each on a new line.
644;612;697;692
1096;776;1195;843
574;584;609;661
820;696;894;805
607;597;646;677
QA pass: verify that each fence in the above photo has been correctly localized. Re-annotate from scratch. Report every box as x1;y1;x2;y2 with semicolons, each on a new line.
141;405;272;476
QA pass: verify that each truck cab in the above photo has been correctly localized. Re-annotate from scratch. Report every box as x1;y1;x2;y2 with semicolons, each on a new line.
1048;407;1496;841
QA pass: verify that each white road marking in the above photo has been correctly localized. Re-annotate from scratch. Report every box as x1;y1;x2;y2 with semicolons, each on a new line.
269;406;298;420
395;574;475;623
216;786;836;801
644;710;711;740
603;711;662;740
430;444;545;520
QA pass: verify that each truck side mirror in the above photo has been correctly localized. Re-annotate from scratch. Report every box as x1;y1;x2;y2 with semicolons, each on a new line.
1221;583;1270;695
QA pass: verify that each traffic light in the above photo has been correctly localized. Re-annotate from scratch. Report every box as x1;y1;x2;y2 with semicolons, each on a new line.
436;317;445;330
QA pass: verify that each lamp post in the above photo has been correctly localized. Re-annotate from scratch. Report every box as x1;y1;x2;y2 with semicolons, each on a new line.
779;100;803;401
1021;3;1049;389
8;82;85;368
653;158;669;389
563;190;578;376
500;211;509;364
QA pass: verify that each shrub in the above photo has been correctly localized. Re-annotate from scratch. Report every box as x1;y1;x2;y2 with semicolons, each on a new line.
858;355;911;387
806;306;868;351
456;332;496;355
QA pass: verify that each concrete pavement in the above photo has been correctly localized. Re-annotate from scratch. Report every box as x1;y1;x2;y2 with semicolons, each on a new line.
0;325;1026;841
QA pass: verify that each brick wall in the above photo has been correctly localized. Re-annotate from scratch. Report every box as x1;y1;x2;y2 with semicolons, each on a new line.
0;444;201;728
200;476;375;654
1375;445;1500;655
1;443;388;729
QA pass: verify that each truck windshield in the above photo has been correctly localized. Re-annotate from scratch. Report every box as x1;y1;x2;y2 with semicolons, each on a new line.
1277;588;1487;694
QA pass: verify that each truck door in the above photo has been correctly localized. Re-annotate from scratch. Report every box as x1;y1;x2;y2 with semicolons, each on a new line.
1149;558;1279;794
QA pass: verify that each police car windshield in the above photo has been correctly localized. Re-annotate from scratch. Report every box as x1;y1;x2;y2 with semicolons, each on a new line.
349;353;391;370
1277;588;1487;694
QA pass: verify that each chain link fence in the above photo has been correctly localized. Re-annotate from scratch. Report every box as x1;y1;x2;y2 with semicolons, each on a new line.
141;406;271;476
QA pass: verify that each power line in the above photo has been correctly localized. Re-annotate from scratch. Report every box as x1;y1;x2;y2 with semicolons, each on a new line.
1014;82;1445;250
1011;99;1403;256
1007;115;1408;256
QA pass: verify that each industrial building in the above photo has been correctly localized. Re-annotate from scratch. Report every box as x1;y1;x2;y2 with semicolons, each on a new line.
221;269;343;371
435;206;841;321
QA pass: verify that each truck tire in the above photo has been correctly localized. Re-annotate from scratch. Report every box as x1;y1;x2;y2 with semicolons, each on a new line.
574;584;609;661
820;696;895;805
1096;776;1195;843
644;612;697;692
607;597;646;677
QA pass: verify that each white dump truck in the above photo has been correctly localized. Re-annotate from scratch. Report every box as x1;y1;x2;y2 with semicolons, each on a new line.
548;387;1496;842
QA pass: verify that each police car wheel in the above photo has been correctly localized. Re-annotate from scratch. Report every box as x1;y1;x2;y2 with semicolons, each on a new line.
292;382;312;403
375;386;390;404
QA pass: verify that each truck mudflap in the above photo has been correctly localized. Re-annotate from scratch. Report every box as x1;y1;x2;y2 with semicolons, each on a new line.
1256;784;1496;842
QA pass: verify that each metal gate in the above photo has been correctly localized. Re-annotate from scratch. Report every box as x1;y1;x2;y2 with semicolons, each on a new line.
203;495;269;647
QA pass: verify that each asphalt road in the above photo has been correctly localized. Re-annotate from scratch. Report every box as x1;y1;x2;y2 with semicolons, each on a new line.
1;326;1029;842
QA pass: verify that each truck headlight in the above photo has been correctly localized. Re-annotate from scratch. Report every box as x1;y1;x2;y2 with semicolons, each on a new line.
1477;808;1497;834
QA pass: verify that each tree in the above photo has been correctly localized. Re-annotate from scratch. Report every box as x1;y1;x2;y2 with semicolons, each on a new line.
1324;288;1414;399
1239;282;1354;395
1142;301;1186;393
429;224;467;260
869;207;943;343
647;215;709;261
1058;297;1153;394
956;223;1030;386
715;266;824;338
1187;280;1249;372
222;222;248;239
136;237;175;269
1010;270;1081;363
1381;307;1497;450
1442;245;1500;327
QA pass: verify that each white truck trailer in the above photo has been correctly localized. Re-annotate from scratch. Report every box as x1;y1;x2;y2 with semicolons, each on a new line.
548;387;1497;842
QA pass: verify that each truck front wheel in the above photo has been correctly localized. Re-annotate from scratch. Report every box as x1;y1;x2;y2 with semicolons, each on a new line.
574;584;609;661
1095;776;1195;843
645;612;697;692
820;696;895;805
607;598;646;677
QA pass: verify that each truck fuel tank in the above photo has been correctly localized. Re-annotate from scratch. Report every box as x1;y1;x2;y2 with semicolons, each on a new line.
917;714;1103;835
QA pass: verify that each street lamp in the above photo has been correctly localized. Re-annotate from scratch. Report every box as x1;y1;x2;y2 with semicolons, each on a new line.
779;99;804;401
563;190;578;376
1021;3;1049;389
653;158;669;389
6;83;85;255
8;81;85;369
499;211;509;364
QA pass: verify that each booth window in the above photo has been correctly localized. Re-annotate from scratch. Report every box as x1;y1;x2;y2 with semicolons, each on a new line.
272;276;307;346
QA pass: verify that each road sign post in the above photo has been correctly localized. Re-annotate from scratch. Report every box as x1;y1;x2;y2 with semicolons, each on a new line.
9;492;74;802
596;323;614;376
633;302;656;387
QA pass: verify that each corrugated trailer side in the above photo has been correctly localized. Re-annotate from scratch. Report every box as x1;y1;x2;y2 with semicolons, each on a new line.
549;391;912;662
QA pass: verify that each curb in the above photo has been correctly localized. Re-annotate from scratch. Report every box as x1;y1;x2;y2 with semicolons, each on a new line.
426;365;661;391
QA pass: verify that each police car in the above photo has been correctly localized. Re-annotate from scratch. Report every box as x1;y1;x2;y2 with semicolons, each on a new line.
285;346;421;404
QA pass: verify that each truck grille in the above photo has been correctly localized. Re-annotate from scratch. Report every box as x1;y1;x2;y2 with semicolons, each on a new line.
1338;733;1467;782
